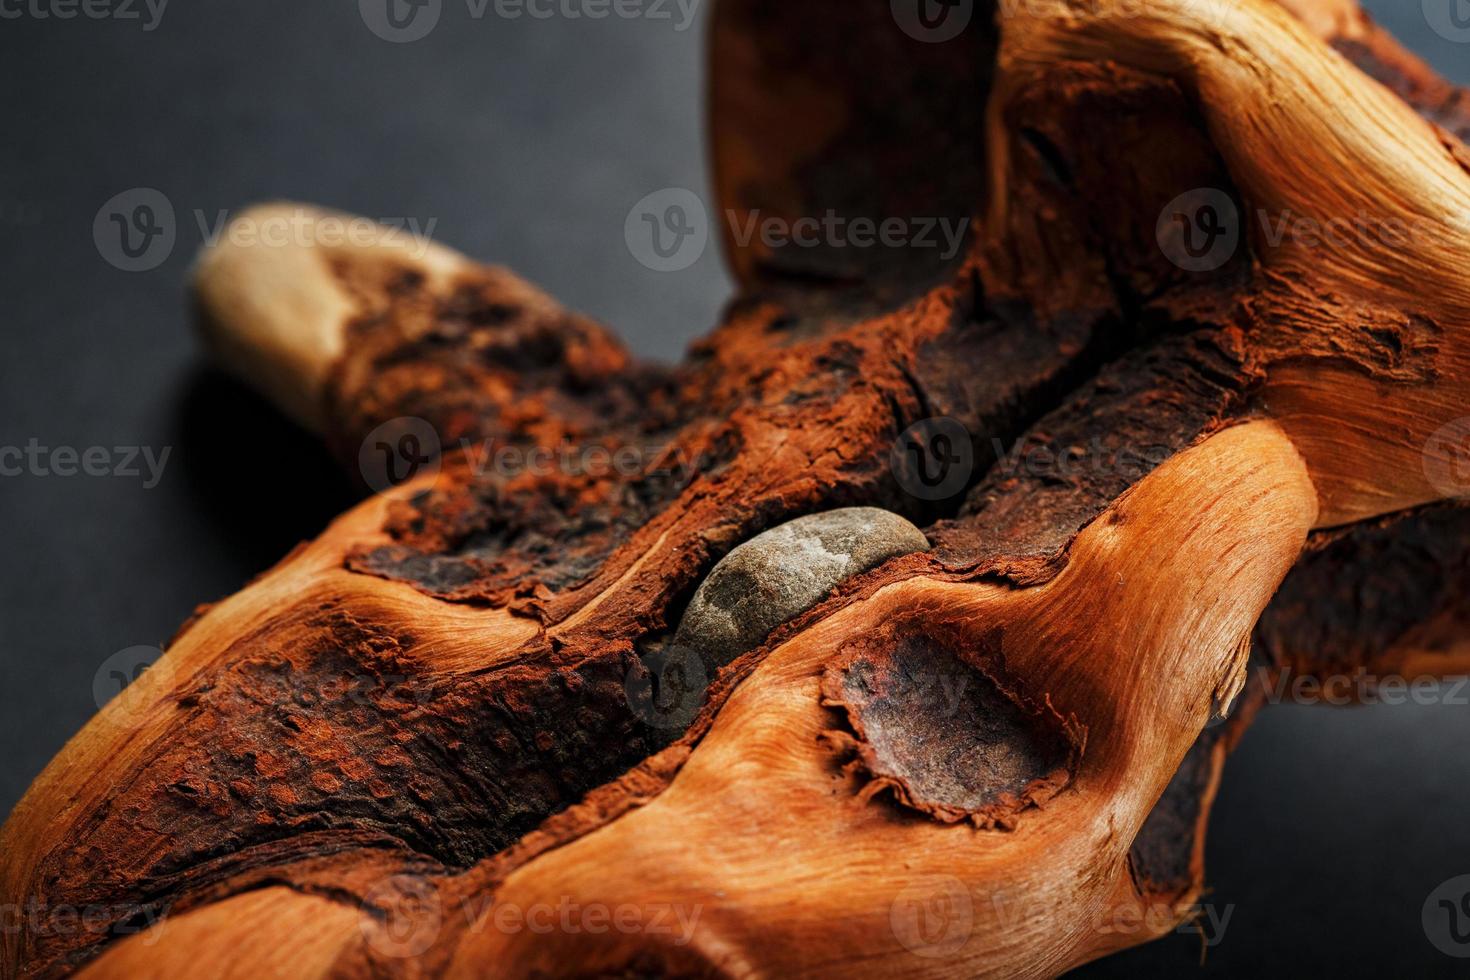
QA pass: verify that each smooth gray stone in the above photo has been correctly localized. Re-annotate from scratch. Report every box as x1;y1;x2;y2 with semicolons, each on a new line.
672;507;930;668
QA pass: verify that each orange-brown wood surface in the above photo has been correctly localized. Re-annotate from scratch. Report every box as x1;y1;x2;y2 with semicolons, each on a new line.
4;1;1470;977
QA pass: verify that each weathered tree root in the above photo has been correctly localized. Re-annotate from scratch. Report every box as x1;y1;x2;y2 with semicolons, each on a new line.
4;0;1470;977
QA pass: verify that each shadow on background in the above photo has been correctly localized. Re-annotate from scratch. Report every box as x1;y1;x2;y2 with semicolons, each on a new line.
173;366;356;571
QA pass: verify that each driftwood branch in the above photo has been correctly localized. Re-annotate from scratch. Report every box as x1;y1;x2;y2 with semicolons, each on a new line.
4;0;1470;976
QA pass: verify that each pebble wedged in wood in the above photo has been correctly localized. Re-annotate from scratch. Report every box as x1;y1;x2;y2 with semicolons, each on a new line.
671;507;930;668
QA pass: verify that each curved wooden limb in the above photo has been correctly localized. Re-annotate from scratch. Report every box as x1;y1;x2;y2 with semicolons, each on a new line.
433;422;1317;979
74;422;1315;978
992;0;1470;526
195;202;657;471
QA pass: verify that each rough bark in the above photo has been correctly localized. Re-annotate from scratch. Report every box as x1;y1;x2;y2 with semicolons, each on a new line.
4;0;1470;977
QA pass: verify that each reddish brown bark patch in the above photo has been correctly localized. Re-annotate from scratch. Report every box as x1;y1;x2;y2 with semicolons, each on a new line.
1254;502;1470;676
821;627;1081;830
929;328;1253;585
1128;726;1224;901
323;261;670;462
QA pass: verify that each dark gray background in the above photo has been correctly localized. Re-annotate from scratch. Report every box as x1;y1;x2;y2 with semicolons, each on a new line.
1;1;1467;975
